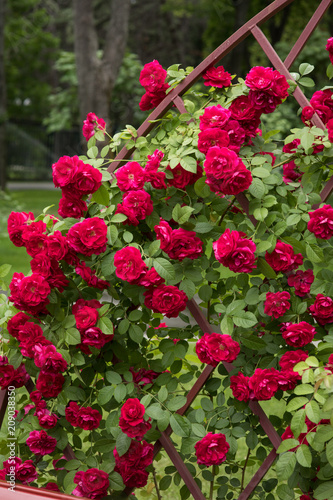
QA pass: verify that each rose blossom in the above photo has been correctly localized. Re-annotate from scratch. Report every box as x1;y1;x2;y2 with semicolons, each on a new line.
281;321;316;347
279;350;309;372
166;163;198;189
37;410;58;429
199;105;231;131
52;155;80;188
309;294;333;325
265;240;303;273
308;205;333;239
82;112;106;141
115;189;154;225
154;219;173;252
33;344;68;372
7;211;34;247
76;407;102;430
114;439;153;468
230;372;250;401
2;457;38;484
198;128;230;154
144;285;188;318
195;433;230;466
204;146;240;179
81;327;112;349
67;218;107;256
196;332;240;366
65;402;80;426
301;106;315;125
9;272;51;315
264;291;291;318
72;468;109;499
7;312;30;339
74;305;99;331
114;246;147;283
44;483;60;491
213;229;256;273
116;161;146;191
139;60;167;90
287;269;314;297
36;371;65;398
58;195;87;219
26;430;57;455
248;368;280;400
119;418;152;440
166;228;203;261
120;398;145;426
203;66;232;88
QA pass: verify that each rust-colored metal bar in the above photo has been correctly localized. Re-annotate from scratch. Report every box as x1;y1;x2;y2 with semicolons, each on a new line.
0;480;90;500
250;24;325;130
0;389;8;428
237;449;277;500
107;0;296;173
158;432;206;500
284;0;333;69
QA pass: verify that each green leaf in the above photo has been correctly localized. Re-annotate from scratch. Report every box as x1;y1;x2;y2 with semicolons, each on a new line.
111;213;127;223
64;459;81;471
107;225;118;245
315;425;333;443
195;222;214;233
106;371;122;385
241;336;266;350
286;397;309;412
98;316;114;335
153;258;175;280
326;439;333;468
276;484;295;500
252;166;271;178
296;444;312;467
167;396;187;411
172;203;194;224
314;480;333;500
109;471;124;491
220;315;233;335
65;328;81;345
91;184;109;206
306;243;323;263
299;63;314;76
277;439;300;453
170;414;191;437
286;213;301;226
305;400;321;423
253;207;268;221
232;311;257;328
290;409;306;438
294;384;314;396
180;156;197;173
128;324;144;343
148;239;161;257
63;386;86;401
246;430;258;450
191;423;206;437
276;452;297;480
256;257;277;279
298;77;315;88
249;178;266;199
114;384;127;402
198;284;213;302
116;432;131;457
145;405;165;420
63;471;77;494
0;264;11;278
97;386;114;406
179;280;196;300
327;64;333;80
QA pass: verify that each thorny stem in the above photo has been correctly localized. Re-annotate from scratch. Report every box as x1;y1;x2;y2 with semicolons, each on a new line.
153;467;162;500
240;448;251;492
210;465;218;500
218;197;237;226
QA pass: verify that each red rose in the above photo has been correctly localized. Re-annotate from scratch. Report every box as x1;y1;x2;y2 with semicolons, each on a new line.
166;228;203;261
327;118;333;143
72;299;102;314
281;321;316;347
229;95;260;121
114;440;153;469
119;418;152;440
120;398;145;426
82;112;106;141
287;269;314;297
279;350;309;372
7;211;34;247
58;195;87;219
9;273;51;315
26;430;57;456
75;262;109;290
198;128;230;154
37;410;58;429
118;466;149;488
248;368;280;401
213;229;256;273
203;66;232;88
65;402;80;426
145;150;166;189
196;332;240;366
81;327;112;349
67;217;107;257
3;458;38;484
200;105;231;131
0;365;15;389
249;90;280;113
76;407;102;430
52;155;80;188
166;163;198;189
36;371;65;398
282;160;302;185
308;205;333;239
277;369;299;391
74;305;99;331
62;163;102;198
265;240;303;273
116;189;154;225
130;368;160;386
139;85;169;111
72;468;109;499
116;161;146;191
245;66;275;91
7;312;30;339
204;146;239;179
17;321;44;342
230;372;250;401
205;166;252;195
114;246;147;283
195;433;230;466
138;268;165;287
139;60;167;91
309;294;333;325
264;291;291;318
44;483;60;491
154;219;173;252
144;285;188;318
301;106;315;125
33;344;67;372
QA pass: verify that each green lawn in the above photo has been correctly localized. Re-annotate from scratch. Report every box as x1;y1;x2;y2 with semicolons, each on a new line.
0;189;61;278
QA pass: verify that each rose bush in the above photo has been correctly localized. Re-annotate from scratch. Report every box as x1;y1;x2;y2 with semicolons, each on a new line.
2;37;333;500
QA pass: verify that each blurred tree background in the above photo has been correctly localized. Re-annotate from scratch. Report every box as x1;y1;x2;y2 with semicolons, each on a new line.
0;0;333;187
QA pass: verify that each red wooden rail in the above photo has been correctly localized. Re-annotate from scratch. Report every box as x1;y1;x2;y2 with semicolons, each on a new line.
0;1;332;499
